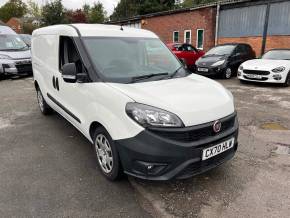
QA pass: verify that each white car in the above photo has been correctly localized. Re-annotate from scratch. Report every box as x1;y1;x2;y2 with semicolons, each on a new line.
0;26;32;78
238;49;290;86
32;24;238;181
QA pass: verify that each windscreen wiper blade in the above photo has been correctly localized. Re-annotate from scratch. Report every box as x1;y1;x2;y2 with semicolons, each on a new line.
131;72;169;83
169;66;183;79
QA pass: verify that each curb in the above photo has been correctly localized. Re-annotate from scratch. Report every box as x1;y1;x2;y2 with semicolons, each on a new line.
128;177;175;218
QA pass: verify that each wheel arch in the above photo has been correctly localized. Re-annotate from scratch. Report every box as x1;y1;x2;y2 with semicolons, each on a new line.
34;80;39;90
89;121;104;141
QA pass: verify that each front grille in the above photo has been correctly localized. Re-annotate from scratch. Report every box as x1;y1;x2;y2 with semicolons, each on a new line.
2;64;10;68
243;70;270;75
244;75;268;81
149;113;236;143
15;64;32;73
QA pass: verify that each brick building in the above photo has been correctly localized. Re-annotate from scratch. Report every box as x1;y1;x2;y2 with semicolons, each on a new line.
6;17;23;33
110;0;290;56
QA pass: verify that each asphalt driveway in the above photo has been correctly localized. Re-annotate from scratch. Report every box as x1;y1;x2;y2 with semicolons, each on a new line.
0;77;150;217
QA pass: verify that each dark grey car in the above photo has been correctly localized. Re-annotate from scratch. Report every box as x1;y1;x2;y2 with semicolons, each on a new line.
196;43;256;79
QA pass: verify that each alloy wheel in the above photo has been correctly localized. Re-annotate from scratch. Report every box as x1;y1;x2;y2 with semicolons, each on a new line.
225;68;232;79
95;134;113;173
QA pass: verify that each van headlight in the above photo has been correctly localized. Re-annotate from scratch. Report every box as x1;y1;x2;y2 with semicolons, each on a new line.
126;102;184;128
211;60;225;67
272;66;285;73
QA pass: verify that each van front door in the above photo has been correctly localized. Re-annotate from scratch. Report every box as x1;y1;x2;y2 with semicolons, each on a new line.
54;36;89;132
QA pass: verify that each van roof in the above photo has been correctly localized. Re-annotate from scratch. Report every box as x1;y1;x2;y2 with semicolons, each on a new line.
33;24;158;38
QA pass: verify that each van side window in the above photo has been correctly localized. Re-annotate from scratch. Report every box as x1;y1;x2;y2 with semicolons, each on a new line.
59;36;85;73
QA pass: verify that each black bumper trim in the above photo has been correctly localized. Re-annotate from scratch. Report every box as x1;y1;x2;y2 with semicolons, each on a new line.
115;119;239;181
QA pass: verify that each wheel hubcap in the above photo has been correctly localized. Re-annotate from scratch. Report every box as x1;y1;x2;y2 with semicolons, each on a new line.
95;134;113;173
37;90;44;112
225;68;232;78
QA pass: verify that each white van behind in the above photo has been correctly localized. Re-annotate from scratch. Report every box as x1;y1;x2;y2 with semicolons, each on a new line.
32;24;239;181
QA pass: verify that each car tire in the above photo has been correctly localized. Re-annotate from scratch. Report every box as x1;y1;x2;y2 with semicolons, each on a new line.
222;67;232;79
0;74;5;81
93;127;123;181
36;88;53;115
283;73;290;87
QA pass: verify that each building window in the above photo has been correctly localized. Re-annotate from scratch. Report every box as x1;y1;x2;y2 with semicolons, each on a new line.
196;29;204;49
173;31;179;43
184;30;191;44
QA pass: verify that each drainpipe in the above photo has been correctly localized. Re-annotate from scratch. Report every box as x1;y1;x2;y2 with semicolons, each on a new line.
215;3;220;46
261;3;270;56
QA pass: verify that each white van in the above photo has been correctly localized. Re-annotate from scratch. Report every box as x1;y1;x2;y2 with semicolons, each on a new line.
32;24;238;181
0;26;32;77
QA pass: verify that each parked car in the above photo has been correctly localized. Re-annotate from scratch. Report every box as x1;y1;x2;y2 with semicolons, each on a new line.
196;43;256;79
19;34;32;47
238;49;290;86
32;24;238;181
167;43;205;71
0;26;32;78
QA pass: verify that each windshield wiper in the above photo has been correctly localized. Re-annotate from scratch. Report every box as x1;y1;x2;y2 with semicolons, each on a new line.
131;72;169;83
169;66;183;79
17;46;28;50
0;47;28;51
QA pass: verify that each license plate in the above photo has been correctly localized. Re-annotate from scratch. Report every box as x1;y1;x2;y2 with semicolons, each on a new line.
198;68;208;72
202;138;235;161
245;74;262;79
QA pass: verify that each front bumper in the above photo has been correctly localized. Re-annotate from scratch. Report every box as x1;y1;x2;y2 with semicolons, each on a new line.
115;113;239;180
195;65;225;76
0;59;32;75
238;69;288;83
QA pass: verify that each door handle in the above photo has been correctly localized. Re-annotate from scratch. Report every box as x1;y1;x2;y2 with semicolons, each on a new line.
55;77;59;91
52;76;56;89
52;76;59;91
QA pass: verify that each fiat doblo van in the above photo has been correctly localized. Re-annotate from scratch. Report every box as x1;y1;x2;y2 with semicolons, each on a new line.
32;24;238;181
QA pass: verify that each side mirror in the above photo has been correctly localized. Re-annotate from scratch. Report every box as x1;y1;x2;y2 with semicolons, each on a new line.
62;63;77;83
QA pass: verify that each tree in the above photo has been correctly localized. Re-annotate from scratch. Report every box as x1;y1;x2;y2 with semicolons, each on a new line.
42;0;65;25
88;2;107;23
110;0;138;21
83;3;91;20
182;0;218;8
110;0;176;21
0;0;27;22
65;9;88;23
26;0;42;18
23;22;38;34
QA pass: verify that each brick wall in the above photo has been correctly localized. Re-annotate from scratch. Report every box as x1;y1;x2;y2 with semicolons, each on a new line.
265;35;290;52
142;7;216;52
218;36;263;56
6;18;22;34
218;35;290;56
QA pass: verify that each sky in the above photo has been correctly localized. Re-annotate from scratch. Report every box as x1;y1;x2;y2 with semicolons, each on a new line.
0;0;120;15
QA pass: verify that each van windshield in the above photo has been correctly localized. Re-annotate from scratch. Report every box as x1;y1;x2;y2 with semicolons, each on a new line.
0;34;29;51
83;37;187;83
